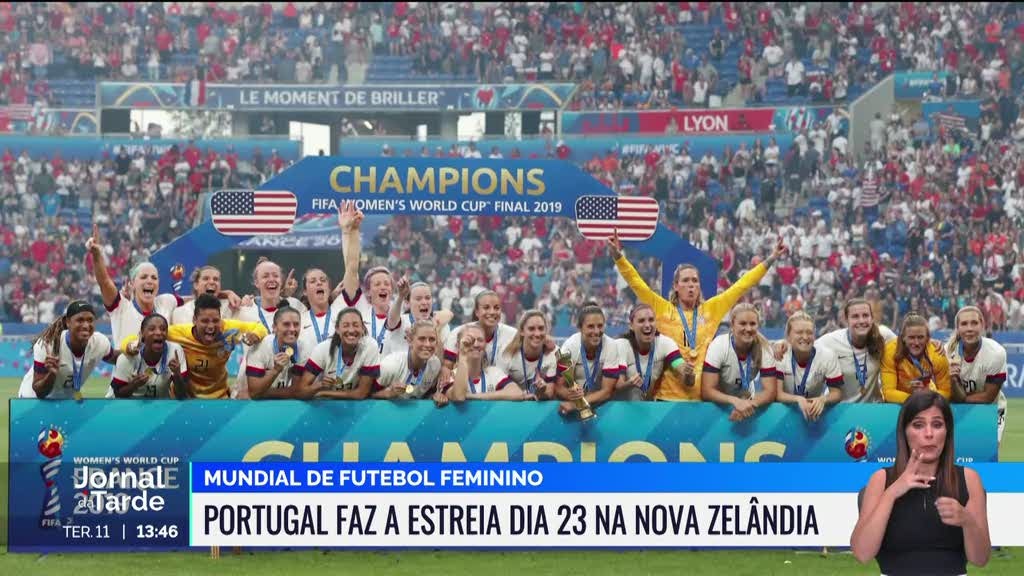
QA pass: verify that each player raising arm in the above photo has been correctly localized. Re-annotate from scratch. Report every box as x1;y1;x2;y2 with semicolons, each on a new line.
109;314;188;399
338;200;394;352
247;307;312;399
19;301;120;399
444;324;527;402
701;303;778;421
382;277;453;357
296;308;380;400
608;229;787;401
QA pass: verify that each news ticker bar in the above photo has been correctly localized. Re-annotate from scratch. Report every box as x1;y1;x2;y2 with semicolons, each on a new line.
188;463;1024;548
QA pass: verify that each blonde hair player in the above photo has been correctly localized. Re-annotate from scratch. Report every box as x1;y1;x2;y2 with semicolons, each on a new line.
381;277;453;357
774;312;844;421
881;314;951;403
376;320;443;400
701;303;778;421
615;303;686;401
607;229;787;401
442;324;528;402
500;309;558;400
945;306;1008;443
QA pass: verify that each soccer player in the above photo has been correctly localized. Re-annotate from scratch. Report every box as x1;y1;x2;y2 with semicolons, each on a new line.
615;303;686;401
499;310;558;400
246;307;312;399
381;277;453;357
108;314;188;399
375;320;442;400
125;294;266;399
296;307;380;400
338;200;394;352
945;305;1008;442
555;303;623;415
87;226;182;346
19;301;120;399
441;290;519;384
298;267;347;349
443;324;525;402
235;258;307;397
170;265;243;324
881;314;951;403
701;303;778;421
814;298;898;402
608;229;788;401
773;312;844;421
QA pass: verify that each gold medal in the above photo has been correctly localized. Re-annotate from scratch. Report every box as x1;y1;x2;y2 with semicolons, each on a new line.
405;384;415;395
686;348;699;362
73;390;83;401
145;368;155;377
284;346;294;357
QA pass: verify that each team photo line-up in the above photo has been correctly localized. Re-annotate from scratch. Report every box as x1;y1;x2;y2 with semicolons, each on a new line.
17;200;1008;434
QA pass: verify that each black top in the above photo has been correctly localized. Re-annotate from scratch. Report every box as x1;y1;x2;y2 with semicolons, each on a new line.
877;465;969;576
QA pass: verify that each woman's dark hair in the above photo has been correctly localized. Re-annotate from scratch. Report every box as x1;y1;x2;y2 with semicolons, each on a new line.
888;391;959;499
576;301;605;330
273;306;300;326
139;313;169;334
193;293;222;317
470;290;500;322
619;303;655;353
299;268;333;310
843;297;886;359
329;307;365;359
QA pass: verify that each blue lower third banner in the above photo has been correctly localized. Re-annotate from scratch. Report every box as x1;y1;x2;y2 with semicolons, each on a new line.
7;400;1001;551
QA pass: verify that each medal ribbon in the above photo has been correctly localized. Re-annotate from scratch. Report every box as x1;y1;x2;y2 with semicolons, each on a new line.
791;347;816;397
580;341;602;392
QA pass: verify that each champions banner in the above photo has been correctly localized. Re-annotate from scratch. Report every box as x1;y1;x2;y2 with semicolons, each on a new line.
561;107;835;135
149;157;720;300
99;82;576;111
4;401;1005;551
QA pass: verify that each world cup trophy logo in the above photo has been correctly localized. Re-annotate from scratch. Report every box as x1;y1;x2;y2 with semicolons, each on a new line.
844;427;870;462
37;427;65;528
170;264;186;294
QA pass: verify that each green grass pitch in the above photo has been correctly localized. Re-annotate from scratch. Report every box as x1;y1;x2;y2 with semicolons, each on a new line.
1;378;1021;575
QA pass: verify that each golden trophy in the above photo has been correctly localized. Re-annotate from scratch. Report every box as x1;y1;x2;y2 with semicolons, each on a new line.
558;351;596;421
682;348;699;387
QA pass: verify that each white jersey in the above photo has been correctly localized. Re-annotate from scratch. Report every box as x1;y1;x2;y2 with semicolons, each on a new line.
171;298;236;325
775;345;844;398
499;347;558;393
237;297;308;332
948;337;1008;442
19;331;115;399
298;298;349;351
444;322;518;370
557;333;624;392
234;296;306;395
702;333;776;399
616;335;682;395
456;365;513;396
107;341;188;398
304;336;381;391
108;293;180;348
245;334;314;391
381;313;451;357
815;326;898;403
339;288;392;352
377;351;442;399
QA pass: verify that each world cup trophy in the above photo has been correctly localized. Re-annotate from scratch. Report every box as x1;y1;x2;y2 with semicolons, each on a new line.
557;350;596;421
37;427;65;528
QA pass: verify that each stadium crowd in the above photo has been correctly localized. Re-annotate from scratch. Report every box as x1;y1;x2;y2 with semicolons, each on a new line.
3;3;1023;111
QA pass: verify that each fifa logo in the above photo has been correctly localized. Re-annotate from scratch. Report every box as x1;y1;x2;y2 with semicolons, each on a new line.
37;426;66;528
844;427;871;462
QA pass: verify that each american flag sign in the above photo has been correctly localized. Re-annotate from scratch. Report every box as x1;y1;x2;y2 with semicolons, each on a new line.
574;195;659;241
211;190;297;236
